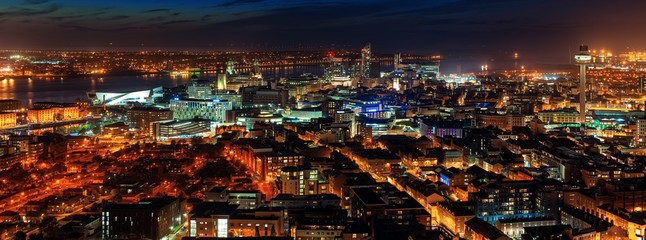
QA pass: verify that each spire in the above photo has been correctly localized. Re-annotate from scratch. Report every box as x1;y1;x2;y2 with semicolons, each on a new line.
226;59;236;75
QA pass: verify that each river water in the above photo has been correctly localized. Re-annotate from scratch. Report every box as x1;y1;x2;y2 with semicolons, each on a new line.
0;65;324;106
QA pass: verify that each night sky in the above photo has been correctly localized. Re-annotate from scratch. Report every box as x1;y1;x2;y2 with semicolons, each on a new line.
2;0;646;69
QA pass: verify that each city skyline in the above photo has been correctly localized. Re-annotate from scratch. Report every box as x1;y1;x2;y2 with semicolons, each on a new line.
2;0;646;65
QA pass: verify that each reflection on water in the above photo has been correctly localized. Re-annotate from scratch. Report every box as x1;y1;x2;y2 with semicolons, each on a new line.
0;65;324;105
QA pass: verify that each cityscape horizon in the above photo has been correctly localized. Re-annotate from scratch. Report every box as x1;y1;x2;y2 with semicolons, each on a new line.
2;1;646;240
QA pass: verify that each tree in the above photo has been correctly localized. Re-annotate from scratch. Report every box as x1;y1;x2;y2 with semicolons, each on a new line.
13;231;27;240
27;233;43;240
190;137;205;145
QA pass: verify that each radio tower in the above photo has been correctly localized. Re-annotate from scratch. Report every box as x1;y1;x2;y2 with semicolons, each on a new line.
574;45;591;124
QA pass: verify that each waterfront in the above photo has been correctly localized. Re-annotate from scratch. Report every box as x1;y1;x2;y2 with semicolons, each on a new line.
0;65;324;105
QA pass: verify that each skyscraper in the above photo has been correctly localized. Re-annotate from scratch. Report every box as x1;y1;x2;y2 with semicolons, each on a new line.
394;52;401;71
360;43;371;78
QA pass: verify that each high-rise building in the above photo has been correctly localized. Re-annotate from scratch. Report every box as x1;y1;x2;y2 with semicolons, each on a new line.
324;53;347;83
394;52;401;71
360;43;371;78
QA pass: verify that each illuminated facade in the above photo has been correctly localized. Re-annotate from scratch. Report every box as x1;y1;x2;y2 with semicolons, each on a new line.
468;181;539;224
102;198;184;240
638;118;646;146
169;99;232;123
495;216;557;239
0;100;22;112
436;202;475;238
188;202;285;238
27;106;80;124
127;107;173;132
187;78;213;99
88;87;163;106
277;166;329;195
537;108;579;124
360;43;371;78
0;112;17;128
151;119;212;141
27;108;56;124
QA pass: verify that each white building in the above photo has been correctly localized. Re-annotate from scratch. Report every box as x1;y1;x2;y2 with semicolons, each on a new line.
169;99;232;123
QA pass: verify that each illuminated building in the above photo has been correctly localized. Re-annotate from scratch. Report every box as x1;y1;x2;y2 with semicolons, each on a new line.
637;118;646;146
240;86;289;107
323;54;347;83
169;99;232;123
216;74;228;92
204;188;264;210
27;108;57;124
226;59;236;75
27;103;81;123
468;181;539;224
256;150;304;180
188;202;285;238
464;217;511;240
186;77;213;99
360;43;371;79
227;191;265;210
574;45;591;123
277;166;328;195
0;100;22;112
126;107;172;132
87;87;163;106
101;197;184;240
596;204;645;240
213;93;242;109
537;108;579;124
418;119;466;139
394;52;401;70
235;110;283;130
495;216;557;239
151;119;212;141
283;108;323;122
294;218;370;240
348;149;400;178
270;194;341;209
283;74;322;100
436;202;475;238
0;112;16;129
348;184;432;235
475;113;527;131
619;51;646;63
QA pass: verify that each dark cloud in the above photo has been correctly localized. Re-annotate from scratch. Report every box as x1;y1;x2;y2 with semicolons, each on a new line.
24;0;48;4
216;0;265;8
95;15;130;21
161;20;195;25
49;14;85;21
0;4;59;17
141;8;169;13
